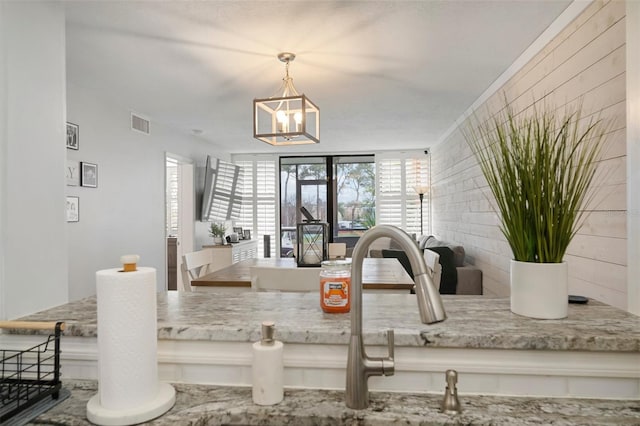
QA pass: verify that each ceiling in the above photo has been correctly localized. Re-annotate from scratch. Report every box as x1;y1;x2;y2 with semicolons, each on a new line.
64;0;572;155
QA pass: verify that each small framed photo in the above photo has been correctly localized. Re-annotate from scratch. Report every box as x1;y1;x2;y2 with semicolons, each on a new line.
243;229;251;240
66;196;79;222
81;162;97;188
233;227;243;238
66;122;79;150
66;160;79;186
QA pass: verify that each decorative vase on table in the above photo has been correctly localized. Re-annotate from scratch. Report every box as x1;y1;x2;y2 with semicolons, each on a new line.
464;96;610;319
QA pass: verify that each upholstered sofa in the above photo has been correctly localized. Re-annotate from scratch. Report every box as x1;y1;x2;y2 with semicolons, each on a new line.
369;235;483;295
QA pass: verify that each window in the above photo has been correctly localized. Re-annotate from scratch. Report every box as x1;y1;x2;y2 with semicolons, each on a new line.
334;156;375;238
166;157;179;237
375;151;430;236
232;155;278;257
234;151;430;259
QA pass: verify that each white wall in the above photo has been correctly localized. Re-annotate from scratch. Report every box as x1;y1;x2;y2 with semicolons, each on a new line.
0;1;7;321
627;0;640;315
66;85;231;301
0;2;68;319
431;1;629;308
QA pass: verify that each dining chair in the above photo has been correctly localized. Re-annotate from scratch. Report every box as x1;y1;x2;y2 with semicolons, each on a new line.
423;248;442;292
181;249;216;292
250;266;320;292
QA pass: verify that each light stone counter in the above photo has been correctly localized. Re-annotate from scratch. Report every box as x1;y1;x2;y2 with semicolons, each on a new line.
30;379;640;425
6;292;640;400
14;292;640;351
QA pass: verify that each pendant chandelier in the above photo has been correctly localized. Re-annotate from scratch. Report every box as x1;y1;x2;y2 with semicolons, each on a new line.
253;52;320;146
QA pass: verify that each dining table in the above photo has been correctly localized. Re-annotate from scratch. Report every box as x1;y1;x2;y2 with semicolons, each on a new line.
190;257;414;291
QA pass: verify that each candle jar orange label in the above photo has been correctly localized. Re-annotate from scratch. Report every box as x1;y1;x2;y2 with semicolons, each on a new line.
320;260;351;313
321;278;351;313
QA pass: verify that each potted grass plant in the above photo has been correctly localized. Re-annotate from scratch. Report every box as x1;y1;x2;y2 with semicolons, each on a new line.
464;99;609;319
209;222;226;245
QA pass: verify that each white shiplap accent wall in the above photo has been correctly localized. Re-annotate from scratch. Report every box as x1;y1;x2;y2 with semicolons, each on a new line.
431;1;628;308
627;0;640;315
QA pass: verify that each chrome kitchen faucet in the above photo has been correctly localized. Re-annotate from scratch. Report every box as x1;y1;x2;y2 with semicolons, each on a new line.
345;225;447;409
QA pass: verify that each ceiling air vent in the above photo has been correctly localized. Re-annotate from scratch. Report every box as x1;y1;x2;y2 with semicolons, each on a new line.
131;113;150;135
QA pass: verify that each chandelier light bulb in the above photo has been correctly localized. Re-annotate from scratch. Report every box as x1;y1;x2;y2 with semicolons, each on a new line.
294;112;302;132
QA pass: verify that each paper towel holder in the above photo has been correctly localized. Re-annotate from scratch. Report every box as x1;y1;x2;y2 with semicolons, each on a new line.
120;254;139;272
88;263;176;425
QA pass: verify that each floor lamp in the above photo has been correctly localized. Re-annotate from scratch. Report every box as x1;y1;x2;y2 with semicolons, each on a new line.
414;185;429;237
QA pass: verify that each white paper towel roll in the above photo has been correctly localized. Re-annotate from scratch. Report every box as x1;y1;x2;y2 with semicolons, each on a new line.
95;267;159;410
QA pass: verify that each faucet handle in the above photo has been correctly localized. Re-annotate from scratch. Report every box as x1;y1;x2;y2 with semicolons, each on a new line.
441;369;462;414
382;329;395;376
386;329;394;359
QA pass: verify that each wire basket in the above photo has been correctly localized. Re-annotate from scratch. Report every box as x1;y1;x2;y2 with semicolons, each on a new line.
0;321;65;423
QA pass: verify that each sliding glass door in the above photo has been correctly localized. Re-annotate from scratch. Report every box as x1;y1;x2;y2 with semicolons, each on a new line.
280;158;328;257
280;155;374;257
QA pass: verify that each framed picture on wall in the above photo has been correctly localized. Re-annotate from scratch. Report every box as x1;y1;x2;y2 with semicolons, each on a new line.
81;162;97;188
66;122;79;150
66;160;80;186
66;196;79;222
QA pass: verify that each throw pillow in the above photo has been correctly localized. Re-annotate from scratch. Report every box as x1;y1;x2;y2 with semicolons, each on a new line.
418;235;430;250
424;236;466;267
450;245;466;267
368;249;384;258
389;239;403;250
425;246;458;294
424;236;443;248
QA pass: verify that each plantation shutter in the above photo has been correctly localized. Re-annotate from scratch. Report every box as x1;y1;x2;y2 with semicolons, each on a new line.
166;157;179;236
255;160;277;257
235;160;254;236
206;159;243;222
375;151;430;236
376;158;405;228
233;155;278;257
404;157;430;236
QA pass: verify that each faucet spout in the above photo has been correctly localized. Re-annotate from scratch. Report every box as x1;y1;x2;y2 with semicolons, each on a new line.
346;225;447;409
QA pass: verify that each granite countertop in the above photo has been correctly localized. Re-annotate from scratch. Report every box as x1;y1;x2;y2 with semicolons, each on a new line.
29;379;640;425
14;292;640;352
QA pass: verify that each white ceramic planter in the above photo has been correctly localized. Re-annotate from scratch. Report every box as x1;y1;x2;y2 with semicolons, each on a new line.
510;260;568;319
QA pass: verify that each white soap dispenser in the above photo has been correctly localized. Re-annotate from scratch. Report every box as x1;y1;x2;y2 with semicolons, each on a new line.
252;321;284;405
